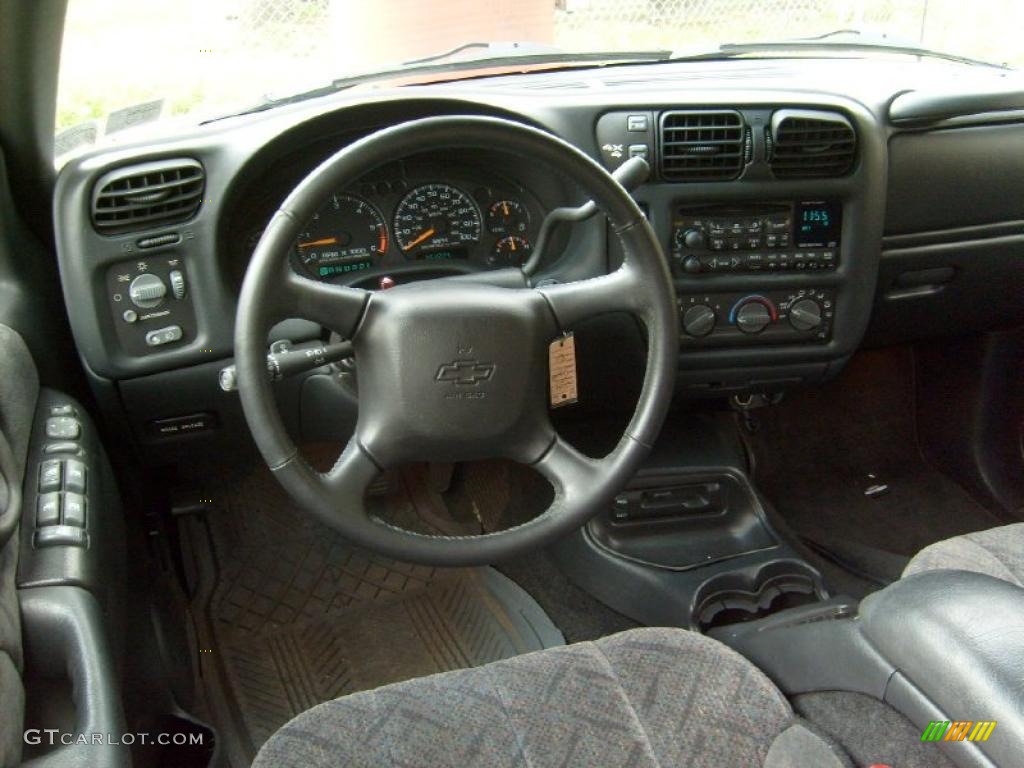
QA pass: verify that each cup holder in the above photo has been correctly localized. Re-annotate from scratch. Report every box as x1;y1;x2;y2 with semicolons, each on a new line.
692;559;825;632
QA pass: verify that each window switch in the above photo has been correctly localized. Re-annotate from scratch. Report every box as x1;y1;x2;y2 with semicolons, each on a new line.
63;493;87;528
64;459;87;493
37;493;61;527
39;460;63;492
50;404;76;417
35;525;88;549
46;417;81;440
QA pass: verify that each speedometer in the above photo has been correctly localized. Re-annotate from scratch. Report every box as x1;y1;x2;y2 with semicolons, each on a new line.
393;184;482;258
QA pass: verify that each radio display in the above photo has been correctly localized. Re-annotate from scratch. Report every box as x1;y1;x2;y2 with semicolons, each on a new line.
795;201;841;248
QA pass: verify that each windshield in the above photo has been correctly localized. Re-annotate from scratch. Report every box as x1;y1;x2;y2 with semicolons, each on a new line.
56;0;1023;158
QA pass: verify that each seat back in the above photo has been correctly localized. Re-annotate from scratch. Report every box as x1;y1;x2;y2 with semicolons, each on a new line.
0;324;40;767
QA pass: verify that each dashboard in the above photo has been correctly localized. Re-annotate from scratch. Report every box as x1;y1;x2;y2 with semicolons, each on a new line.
51;57;1024;460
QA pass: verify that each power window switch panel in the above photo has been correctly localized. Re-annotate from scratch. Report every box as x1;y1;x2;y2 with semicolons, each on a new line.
38;460;63;492
46;416;81;440
63;493;87;528
35;525;88;549
64;459;87;493
36;493;62;527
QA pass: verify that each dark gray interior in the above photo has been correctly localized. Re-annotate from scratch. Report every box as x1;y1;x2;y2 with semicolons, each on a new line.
1;2;1023;766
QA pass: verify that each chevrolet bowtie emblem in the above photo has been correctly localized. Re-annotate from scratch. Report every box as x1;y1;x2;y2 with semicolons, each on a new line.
435;359;495;386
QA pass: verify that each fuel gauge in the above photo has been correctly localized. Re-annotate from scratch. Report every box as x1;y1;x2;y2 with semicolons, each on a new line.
486;200;529;235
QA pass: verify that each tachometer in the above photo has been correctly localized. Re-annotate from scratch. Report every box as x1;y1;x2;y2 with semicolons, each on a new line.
393;184;481;258
295;193;388;279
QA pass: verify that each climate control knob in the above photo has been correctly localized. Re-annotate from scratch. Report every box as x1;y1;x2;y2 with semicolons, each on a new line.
128;273;167;309
789;298;823;331
736;301;772;334
682;304;716;337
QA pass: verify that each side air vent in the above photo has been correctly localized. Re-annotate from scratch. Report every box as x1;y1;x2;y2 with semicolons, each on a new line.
769;110;855;179
660;110;746;182
91;158;205;234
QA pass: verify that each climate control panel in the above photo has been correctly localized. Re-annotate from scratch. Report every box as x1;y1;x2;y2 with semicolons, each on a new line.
679;288;835;347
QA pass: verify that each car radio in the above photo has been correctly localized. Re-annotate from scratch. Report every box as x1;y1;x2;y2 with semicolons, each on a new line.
670;201;841;275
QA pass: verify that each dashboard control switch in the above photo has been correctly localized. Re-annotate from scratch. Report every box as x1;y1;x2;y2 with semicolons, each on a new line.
128;273;168;308
682;305;716;337
626;115;648;131
145;325;183;347
169;269;186;300
44;442;82;456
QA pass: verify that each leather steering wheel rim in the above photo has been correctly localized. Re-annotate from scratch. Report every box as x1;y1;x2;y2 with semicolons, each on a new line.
235;115;678;566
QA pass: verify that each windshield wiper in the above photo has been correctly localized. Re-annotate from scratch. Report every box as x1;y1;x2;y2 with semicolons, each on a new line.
675;29;1008;69
206;43;672;123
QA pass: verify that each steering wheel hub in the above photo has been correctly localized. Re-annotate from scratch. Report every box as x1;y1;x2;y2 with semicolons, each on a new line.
354;281;556;466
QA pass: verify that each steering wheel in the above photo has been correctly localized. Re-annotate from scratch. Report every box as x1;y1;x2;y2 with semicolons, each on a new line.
235;116;678;566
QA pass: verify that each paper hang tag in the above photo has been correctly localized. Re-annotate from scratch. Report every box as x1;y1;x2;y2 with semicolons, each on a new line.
548;333;578;408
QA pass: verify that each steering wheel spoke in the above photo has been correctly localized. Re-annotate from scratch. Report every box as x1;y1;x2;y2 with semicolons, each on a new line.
537;263;644;330
280;268;369;338
531;434;602;503
321;439;381;512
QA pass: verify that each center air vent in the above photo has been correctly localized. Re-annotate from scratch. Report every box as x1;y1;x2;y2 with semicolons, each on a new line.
660;110;747;182
769;110;856;179
91;158;205;234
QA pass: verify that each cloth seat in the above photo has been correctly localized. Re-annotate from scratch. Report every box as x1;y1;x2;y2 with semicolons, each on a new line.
903;523;1024;587
254;627;849;767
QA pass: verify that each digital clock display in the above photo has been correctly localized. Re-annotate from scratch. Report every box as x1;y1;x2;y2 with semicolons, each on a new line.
795;201;841;248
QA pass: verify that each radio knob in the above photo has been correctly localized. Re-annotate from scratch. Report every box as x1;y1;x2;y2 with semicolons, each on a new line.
682;304;716;337
789;298;823;331
680;255;702;274
128;273;167;309
675;227;708;250
736;300;772;334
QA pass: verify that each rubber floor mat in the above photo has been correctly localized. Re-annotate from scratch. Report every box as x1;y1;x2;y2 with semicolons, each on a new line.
179;456;563;767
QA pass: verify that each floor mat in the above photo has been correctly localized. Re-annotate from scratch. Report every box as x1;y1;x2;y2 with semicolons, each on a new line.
178;455;563;767
748;347;1002;568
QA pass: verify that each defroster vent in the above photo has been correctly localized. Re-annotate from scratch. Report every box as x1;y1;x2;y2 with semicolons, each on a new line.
660;110;746;181
91;158;205;234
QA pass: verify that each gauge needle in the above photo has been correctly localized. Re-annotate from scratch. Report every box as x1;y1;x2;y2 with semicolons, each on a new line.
403;227;436;251
298;237;338;248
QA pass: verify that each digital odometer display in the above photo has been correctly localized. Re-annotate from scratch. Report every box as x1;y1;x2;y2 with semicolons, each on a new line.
393;183;482;256
795;201;842;248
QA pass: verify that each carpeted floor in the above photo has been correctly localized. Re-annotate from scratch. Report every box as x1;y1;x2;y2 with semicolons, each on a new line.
748;347;1002;588
794;691;956;768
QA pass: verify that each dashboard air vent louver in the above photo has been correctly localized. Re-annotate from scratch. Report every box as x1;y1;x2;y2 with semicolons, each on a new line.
769;110;855;179
91;158;205;234
659;110;745;182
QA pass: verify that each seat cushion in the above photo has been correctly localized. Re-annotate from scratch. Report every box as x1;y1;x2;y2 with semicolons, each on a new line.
254;627;849;767
903;523;1024;587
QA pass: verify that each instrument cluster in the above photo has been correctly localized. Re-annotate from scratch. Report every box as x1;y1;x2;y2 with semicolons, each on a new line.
244;164;544;283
